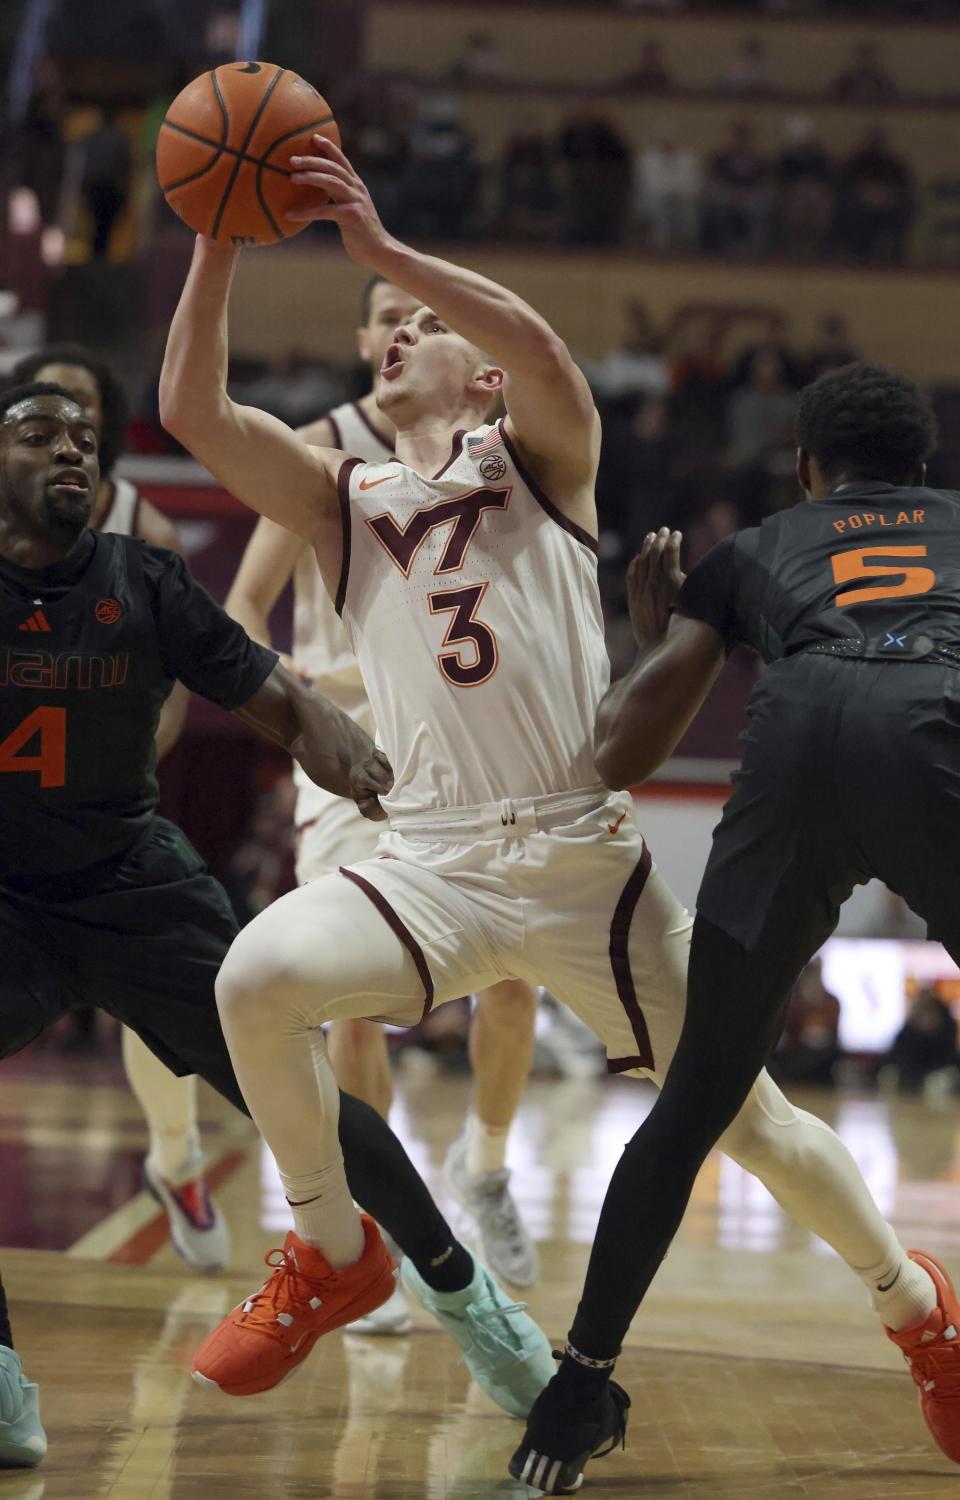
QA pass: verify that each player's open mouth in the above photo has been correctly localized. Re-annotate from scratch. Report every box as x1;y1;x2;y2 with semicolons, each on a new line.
48;472;89;493
381;344;405;378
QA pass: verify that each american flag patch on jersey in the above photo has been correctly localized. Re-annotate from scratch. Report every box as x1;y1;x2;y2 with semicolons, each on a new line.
467;427;503;456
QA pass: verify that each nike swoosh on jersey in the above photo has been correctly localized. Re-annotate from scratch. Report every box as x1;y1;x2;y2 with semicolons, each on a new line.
607;812;626;835
359;474;396;490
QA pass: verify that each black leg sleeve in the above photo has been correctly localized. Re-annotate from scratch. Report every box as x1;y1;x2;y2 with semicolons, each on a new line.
338;1089;459;1268
0;1268;12;1350
569;914;819;1362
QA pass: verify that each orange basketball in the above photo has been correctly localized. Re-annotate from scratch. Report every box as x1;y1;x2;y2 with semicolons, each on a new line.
156;61;339;246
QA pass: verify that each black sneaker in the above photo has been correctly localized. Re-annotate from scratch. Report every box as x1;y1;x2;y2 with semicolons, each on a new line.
507;1377;630;1493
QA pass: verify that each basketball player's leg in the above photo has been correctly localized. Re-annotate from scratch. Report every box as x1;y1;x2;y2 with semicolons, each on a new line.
0;915;50;1464
204;868;556;1403
296;805;395;1123
0;1267;45;1469
512;907;827;1490
122;1029;203;1175
445;979;541;1287
121;1027;230;1271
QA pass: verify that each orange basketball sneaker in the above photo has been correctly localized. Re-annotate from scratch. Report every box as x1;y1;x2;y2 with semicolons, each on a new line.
192;1215;397;1395
885;1249;960;1462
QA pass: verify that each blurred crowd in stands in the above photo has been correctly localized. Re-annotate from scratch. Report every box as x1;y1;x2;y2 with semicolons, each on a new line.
337;30;930;261
5;20;958;270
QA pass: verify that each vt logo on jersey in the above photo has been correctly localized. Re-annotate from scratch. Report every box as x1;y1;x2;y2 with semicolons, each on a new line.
367;489;510;577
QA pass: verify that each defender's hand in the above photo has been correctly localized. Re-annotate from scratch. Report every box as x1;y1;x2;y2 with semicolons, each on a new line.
292;710;394;821
287;137;392;265
627;528;685;651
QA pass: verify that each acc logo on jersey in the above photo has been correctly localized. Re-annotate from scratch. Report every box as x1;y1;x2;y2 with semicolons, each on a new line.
479;453;506;481
95;597;124;625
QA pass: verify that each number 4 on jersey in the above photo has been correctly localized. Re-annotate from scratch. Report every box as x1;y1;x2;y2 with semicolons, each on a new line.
0;707;66;787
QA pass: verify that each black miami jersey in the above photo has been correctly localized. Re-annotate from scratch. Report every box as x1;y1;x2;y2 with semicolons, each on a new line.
676;483;960;660
0;530;276;882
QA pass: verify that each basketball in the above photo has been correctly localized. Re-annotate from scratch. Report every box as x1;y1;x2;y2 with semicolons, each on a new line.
155;61;339;246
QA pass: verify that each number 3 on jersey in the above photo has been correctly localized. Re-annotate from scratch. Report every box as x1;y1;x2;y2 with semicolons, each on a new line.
429;583;498;687
831;545;935;608
0;707;66;787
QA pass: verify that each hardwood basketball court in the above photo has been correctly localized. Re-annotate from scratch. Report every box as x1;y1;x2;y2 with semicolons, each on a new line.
2;1049;959;1498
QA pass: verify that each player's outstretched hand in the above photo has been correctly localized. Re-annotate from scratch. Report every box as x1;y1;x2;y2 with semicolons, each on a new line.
287;136;391;265
627;528;685;651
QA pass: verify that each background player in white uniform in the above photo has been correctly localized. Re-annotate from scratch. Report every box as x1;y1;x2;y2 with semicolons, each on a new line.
11;346;230;1272
225;280;540;1297
159;142;933;1451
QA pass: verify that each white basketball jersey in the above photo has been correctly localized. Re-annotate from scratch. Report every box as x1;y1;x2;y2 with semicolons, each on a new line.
292;402;393;821
336;420;609;813
98;476;140;535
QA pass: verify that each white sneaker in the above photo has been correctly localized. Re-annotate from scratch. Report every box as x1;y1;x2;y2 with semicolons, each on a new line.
345;1277;413;1336
444;1137;540;1290
144;1156;231;1271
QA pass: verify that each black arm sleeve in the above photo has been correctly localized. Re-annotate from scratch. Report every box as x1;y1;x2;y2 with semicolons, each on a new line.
142;546;278;709
673;536;739;652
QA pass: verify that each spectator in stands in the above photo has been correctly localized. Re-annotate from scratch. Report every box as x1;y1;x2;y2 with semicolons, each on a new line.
449;32;506;83
725;344;797;466
883;990;959;1098
727;309;799;390
668;310;730;451
772;115;835;256
770;957;841;1088
634;122;702;250
12;54;66;232
621;39;674;92
398;93;482;239
586;300;671;402
802;311;860;382
350;85;412;233
80;106;131;259
714;36;779;97
701;120;772;255
558;112;632;245
833;127;915;263
829;40;900;103
619;396;681;556
497;117;561;241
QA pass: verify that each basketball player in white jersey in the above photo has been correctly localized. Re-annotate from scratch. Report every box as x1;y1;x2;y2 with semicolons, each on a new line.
225;279;541;1301
160;141;933;1468
12;346;230;1273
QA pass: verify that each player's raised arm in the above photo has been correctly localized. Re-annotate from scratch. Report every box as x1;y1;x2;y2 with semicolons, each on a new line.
287;137;599;526
594;530;727;788
224;414;339;673
158;237;342;553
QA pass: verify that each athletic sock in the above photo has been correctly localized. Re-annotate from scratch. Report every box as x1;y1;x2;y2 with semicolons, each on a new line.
855;1235;938;1332
551;1349;613;1404
279;1157;366;1269
414;1240;475;1294
147;1128;203;1186
0;1274;12;1350
465;1114;510;1176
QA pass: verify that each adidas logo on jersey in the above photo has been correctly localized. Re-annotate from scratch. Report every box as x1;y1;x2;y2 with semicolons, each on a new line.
18;609;51;633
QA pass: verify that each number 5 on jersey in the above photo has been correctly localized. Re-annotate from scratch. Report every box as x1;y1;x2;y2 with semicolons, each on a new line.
0;707;66;787
831;545;935;607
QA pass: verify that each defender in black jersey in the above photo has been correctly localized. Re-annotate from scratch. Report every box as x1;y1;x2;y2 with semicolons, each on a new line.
515;364;960;1489
0;384;547;1466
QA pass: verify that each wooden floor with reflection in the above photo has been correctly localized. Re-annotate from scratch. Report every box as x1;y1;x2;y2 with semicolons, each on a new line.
4;1056;960;1498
